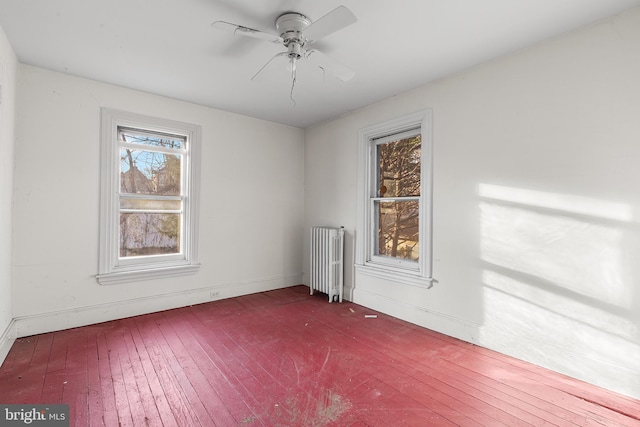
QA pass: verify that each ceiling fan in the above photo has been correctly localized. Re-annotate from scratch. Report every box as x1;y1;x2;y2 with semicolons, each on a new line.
212;5;357;93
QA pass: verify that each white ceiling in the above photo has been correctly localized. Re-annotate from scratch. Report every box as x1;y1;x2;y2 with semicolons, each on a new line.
2;0;640;128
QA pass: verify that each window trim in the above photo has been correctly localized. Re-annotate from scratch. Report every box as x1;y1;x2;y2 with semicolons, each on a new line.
97;108;201;285
355;110;434;288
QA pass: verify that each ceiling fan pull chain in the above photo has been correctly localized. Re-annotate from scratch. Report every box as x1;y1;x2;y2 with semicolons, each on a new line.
290;71;297;107
251;52;287;81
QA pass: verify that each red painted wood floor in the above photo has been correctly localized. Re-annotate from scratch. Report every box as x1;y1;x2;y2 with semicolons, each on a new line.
1;286;639;426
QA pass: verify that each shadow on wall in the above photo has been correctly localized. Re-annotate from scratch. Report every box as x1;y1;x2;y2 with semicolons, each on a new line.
477;183;640;397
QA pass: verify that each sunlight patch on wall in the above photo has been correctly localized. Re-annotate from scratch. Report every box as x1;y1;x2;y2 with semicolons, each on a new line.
478;187;631;307
481;271;640;374
479;184;633;222
483;270;638;348
477;183;639;392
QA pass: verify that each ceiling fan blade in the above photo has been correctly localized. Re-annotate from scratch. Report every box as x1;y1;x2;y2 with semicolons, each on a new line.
307;49;355;82
212;21;283;43
304;6;357;43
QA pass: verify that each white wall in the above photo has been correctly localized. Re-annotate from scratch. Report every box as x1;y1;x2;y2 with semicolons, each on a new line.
12;65;305;336
304;8;640;399
0;26;17;362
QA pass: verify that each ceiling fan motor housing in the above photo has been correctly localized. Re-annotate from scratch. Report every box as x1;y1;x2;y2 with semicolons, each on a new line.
276;12;311;49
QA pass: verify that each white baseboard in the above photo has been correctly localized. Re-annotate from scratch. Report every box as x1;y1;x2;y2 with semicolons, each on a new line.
0;319;16;368
476;324;640;400
342;284;355;302
352;286;479;343
13;273;302;338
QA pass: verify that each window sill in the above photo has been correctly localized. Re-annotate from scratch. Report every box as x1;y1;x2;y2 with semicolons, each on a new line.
96;263;200;285
355;263;435;289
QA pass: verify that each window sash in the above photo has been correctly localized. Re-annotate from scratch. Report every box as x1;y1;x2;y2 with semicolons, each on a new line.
118;127;186;150
119;209;182;214
372;128;420;145
119;141;186;156
370;197;421;269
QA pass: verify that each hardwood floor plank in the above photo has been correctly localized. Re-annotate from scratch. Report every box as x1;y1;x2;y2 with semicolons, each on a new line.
103;327;136;427
154;310;227;426
0;334;53;404
127;317;179;427
185;310;269;425
158;309;241;426
1;285;639;426
248;290;518;424
120;323;165;427
436;341;640;425
212;297;352;423
222;318;326;423
85;331;106;427
61;328;89;427
39;331;76;405
223;292;508;425
95;332;121;427
0;336;36;377
295;292;633;426
404;322;640;423
163;308;263;425
432;356;592;425
134;314;203;427
330;320;571;425
114;326;149;426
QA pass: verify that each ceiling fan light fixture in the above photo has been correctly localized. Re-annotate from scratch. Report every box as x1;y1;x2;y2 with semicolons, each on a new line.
287;42;303;59
287;57;297;76
286;42;303;80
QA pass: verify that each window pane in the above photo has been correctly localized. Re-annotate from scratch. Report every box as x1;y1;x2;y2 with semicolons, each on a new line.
377;135;421;197
376;200;419;261
120;213;180;257
120;149;181;196
119;128;184;149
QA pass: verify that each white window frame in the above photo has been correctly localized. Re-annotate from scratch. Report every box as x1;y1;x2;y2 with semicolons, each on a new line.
97;108;201;285
355;110;434;288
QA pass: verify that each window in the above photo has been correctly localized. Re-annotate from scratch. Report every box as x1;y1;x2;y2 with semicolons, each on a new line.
356;110;434;287
97;109;201;285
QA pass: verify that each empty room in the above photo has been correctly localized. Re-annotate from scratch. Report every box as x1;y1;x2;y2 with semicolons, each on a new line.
1;1;640;425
